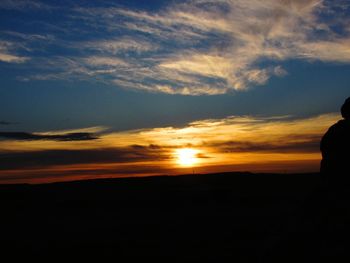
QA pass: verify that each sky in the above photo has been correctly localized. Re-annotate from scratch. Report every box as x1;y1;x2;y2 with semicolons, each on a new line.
0;0;349;183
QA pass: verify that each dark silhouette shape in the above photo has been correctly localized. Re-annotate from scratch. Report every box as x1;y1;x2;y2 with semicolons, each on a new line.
320;97;350;179
0;131;98;141
0;172;325;262
314;97;350;261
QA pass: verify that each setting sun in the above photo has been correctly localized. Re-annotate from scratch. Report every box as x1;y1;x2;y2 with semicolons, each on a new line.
175;148;199;167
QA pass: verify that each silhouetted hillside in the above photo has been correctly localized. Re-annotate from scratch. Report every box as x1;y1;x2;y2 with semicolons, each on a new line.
0;172;347;262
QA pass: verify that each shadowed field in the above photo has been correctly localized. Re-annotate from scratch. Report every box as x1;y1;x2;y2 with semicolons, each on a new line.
0;172;347;262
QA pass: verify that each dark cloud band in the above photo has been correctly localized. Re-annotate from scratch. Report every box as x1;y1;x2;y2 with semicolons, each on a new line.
0;146;169;170
0;121;14;125
213;136;321;154
0;132;98;141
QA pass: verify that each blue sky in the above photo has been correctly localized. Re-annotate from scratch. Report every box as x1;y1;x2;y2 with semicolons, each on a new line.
0;0;350;183
0;0;349;133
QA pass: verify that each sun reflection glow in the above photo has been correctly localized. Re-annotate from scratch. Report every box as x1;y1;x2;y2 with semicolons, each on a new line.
175;148;199;167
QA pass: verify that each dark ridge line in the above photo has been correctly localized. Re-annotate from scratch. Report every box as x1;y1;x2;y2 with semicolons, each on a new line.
0;171;321;187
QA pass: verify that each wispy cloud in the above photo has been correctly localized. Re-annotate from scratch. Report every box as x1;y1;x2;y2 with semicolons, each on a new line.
0;41;29;63
5;0;350;94
84;56;129;67
83;37;158;54
0;0;51;10
1;31;55;42
0;31;56;64
0;53;28;63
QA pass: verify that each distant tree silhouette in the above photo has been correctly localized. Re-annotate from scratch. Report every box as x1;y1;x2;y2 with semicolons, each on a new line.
320;97;350;180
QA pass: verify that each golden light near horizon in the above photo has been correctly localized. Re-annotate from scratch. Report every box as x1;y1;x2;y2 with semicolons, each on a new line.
175;148;199;167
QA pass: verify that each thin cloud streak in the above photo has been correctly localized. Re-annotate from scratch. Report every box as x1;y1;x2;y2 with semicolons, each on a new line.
83;37;158;55
0;0;51;10
0;132;98;141
0;41;29;63
0;121;15;125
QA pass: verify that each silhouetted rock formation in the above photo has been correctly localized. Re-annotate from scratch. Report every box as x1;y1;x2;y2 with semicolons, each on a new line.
315;97;350;263
321;97;350;180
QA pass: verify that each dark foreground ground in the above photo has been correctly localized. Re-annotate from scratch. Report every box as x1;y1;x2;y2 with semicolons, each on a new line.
0;172;349;262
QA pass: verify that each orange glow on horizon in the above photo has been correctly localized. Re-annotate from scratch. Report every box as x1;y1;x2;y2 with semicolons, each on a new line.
0;113;340;184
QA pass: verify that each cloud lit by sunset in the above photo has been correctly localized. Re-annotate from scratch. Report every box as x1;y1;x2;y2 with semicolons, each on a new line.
0;113;340;183
0;0;349;183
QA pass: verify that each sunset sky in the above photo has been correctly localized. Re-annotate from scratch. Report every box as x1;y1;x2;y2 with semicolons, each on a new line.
0;0;349;183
